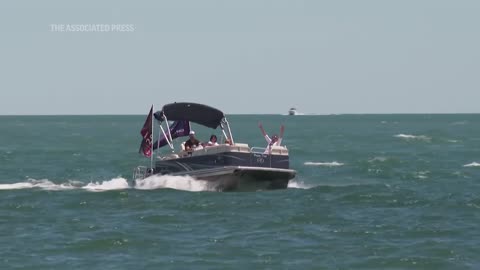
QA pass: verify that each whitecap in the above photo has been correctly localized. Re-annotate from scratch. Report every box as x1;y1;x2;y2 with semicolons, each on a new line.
414;171;430;179
368;156;388;163
463;162;480;167
394;134;431;141
304;161;344;167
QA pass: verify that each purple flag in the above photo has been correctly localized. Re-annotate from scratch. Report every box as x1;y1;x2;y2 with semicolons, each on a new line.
153;120;191;150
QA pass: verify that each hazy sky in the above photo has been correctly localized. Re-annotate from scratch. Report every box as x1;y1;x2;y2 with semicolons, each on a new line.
1;0;479;115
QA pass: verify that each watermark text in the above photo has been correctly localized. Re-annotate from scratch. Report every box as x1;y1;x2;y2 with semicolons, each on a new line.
50;24;135;32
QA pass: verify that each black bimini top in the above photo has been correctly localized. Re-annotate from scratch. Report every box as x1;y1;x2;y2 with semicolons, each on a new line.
154;102;225;129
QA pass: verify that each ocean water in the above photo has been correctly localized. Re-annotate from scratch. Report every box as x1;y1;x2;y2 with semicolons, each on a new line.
1;114;480;269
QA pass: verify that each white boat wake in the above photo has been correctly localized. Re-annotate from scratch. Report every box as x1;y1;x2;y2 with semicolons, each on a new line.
287;179;314;189
0;178;129;192
0;176;223;192
0;175;316;192
134;174;214;192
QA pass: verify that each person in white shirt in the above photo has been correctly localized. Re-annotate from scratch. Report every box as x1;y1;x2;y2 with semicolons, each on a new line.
258;122;285;154
207;134;219;146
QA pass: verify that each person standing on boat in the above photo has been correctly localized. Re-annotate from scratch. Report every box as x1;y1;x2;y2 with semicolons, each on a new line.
258;122;284;154
184;130;201;151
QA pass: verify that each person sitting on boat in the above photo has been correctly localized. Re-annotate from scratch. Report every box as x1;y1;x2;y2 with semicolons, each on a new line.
258;122;285;154
184;130;201;151
206;134;219;146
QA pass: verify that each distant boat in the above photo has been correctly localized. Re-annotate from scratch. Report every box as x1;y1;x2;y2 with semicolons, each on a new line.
288;107;297;115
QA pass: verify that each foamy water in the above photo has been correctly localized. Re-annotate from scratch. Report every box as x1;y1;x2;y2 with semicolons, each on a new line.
0;175;307;192
0;178;129;192
134;174;214;192
0;176;210;192
287;179;313;189
82;177;130;192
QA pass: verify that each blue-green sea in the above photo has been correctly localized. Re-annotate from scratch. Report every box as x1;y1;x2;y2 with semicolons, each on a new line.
1;114;480;269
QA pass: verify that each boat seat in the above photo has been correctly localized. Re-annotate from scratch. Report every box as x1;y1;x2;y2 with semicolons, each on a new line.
233;143;248;147
160;153;179;160
270;145;289;155
190;143;251;156
229;143;250;153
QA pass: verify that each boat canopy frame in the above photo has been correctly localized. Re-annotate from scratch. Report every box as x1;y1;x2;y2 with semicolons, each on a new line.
154;102;224;129
153;102;235;152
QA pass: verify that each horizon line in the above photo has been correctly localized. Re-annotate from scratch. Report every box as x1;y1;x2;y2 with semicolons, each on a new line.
1;112;480;117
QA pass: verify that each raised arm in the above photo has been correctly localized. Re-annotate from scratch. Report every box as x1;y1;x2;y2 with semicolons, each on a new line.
275;124;285;146
258;122;267;137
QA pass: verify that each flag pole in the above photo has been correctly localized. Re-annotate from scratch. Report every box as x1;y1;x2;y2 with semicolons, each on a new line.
150;104;154;171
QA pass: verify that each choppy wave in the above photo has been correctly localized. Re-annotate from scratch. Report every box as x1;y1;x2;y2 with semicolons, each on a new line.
287;179;314;189
304;161;344;167
450;121;468;125
394;134;431;141
413;171;430;179
463;162;480;167
368;156;389;163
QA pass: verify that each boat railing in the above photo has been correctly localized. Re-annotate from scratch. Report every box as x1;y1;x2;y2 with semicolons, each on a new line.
251;145;289;155
251;147;266;154
133;166;149;180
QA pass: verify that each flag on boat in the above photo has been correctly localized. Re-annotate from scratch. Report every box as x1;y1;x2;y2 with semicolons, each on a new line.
139;105;153;157
153;120;191;150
